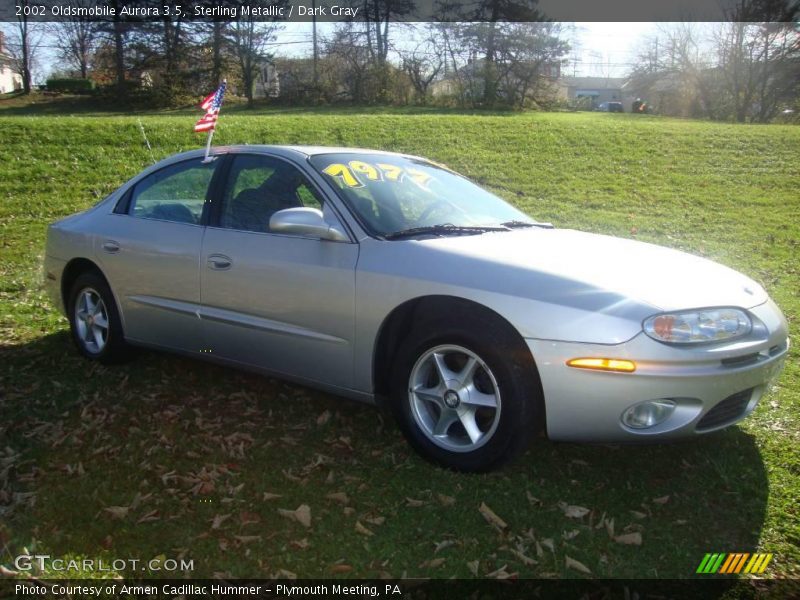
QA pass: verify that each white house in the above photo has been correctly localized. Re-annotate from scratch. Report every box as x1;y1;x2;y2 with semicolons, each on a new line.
0;32;23;94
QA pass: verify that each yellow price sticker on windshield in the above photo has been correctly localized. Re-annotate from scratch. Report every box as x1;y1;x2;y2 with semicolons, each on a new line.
323;163;362;188
322;161;436;189
349;161;382;182
376;163;404;181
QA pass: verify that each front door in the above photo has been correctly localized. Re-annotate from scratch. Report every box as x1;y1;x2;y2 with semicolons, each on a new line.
200;153;358;389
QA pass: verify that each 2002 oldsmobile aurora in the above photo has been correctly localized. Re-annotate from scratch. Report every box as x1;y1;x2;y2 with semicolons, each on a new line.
44;146;789;471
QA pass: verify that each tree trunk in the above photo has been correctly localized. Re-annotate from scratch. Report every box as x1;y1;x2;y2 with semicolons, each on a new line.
483;12;499;107
212;22;223;84
113;19;126;96
19;22;31;94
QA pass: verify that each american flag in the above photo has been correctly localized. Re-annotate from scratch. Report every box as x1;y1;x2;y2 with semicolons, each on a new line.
194;81;226;133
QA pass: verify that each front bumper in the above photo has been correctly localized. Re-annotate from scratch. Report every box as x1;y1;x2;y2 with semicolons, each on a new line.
43;254;67;316
528;299;789;442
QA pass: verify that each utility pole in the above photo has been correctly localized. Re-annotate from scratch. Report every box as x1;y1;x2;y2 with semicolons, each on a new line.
312;0;319;87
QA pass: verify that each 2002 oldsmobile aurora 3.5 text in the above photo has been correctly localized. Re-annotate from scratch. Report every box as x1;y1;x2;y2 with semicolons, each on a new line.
44;146;789;471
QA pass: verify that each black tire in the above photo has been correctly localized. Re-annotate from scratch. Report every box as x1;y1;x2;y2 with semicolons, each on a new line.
389;311;542;472
67;271;130;364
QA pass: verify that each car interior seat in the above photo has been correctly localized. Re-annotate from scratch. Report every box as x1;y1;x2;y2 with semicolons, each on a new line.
228;170;303;232
149;203;197;224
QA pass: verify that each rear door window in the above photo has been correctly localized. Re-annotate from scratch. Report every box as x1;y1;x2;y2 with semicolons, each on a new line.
128;159;217;224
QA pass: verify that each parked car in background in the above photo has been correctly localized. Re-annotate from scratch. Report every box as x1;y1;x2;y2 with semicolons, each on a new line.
596;101;624;112
44;146;789;471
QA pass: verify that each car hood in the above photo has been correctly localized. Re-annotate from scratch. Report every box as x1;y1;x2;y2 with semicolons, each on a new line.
420;228;767;312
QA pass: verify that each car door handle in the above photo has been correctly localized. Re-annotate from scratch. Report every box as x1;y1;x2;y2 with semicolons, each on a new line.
102;241;120;253
207;254;232;270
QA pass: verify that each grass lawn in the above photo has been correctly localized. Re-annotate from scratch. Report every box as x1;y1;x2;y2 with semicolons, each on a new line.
0;106;798;583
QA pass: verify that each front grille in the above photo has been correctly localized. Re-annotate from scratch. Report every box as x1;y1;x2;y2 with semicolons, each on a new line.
697;389;754;431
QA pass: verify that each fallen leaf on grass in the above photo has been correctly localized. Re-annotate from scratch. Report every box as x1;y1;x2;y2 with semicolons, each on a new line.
326;492;349;505
437;493;455;506
614;532;642;546
405;497;425;507
317;410;332;426
558;502;590;519
355;521;374;536
486;564;516;579
290;539;309;550
652;495;670;505
103;506;130;520
130;492;153;509
509;548;537;566
275;568;297;579
364;516;385;526
419;558;445;569
262;492;282;501
278;505;312;528
604;517;615;539
233;535;262;545
540;538;555;553
211;514;231;529
136;509;160;524
630;510;647;519
565;555;591;574
239;511;261;525
434;540;455;553
479;502;508;531
526;491;542;506
329;564;352;574
467;560;480;576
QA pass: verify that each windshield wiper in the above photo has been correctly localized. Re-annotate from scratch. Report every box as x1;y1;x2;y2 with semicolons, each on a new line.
384;224;509;240
500;220;555;229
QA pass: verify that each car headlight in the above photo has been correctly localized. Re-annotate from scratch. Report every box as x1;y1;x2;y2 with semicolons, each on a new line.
643;308;751;344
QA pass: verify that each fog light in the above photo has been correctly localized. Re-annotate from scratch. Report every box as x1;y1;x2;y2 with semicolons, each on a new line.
622;400;676;429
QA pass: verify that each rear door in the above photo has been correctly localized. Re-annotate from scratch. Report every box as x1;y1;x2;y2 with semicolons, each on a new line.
199;153;358;389
96;157;220;352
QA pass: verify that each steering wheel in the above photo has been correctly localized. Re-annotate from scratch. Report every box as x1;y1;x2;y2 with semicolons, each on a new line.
418;199;456;224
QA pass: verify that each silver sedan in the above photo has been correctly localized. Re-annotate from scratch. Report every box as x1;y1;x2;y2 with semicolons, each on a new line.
44;146;789;471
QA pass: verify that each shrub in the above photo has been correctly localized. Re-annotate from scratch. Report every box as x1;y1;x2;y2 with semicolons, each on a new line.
46;78;95;94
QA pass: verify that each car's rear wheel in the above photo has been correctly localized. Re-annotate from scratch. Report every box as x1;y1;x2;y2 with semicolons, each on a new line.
67;272;129;364
390;316;541;472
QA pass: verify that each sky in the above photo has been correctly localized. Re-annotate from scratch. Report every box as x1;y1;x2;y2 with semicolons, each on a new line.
276;21;656;78
9;21;659;84
570;22;656;77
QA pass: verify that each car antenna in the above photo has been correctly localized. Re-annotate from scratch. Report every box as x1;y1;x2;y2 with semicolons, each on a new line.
137;118;157;165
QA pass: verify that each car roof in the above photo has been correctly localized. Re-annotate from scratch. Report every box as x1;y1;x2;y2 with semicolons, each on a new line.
154;145;420;169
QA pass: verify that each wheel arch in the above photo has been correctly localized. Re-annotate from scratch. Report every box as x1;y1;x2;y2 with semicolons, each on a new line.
372;295;545;430
60;258;123;328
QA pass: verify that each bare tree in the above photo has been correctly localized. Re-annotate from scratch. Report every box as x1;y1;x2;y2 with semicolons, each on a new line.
49;11;99;79
229;18;281;105
399;30;445;104
714;18;799;122
4;1;45;93
356;0;415;67
629;2;799;122
210;21;229;86
323;24;373;103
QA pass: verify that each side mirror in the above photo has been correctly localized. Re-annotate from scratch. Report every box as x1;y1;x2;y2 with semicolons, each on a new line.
269;207;349;242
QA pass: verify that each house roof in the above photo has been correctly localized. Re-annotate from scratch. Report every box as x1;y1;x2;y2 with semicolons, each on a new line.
562;76;627;90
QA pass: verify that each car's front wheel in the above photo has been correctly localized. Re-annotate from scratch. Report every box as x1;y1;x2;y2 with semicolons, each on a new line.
67;271;129;364
390;318;541;472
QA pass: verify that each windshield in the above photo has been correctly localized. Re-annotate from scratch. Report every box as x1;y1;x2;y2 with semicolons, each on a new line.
309;153;533;238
